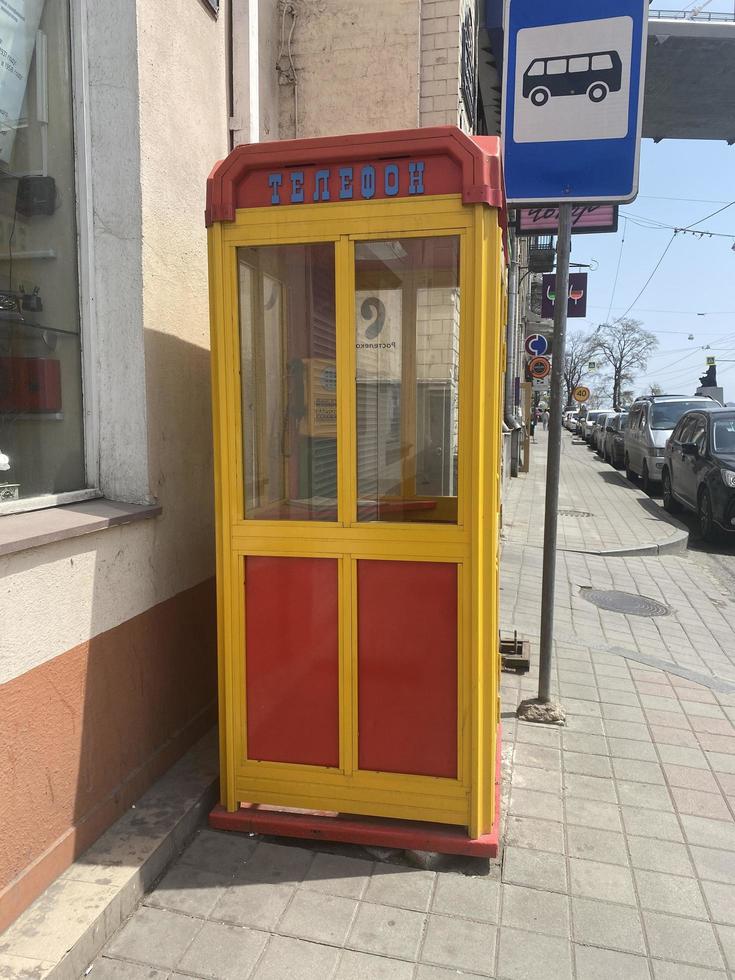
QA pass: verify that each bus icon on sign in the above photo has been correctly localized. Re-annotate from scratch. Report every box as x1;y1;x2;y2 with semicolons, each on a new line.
523;50;623;106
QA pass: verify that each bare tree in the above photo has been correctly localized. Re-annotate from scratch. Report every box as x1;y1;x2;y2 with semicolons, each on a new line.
563;330;594;408
589;319;659;411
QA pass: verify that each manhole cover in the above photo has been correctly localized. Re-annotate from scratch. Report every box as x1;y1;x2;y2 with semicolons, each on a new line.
580;588;671;618
559;510;593;518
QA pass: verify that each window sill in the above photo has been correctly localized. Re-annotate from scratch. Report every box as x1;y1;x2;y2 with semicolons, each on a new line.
0;498;162;558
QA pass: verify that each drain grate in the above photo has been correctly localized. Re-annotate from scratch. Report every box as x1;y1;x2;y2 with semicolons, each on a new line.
580;588;671;618
559;510;593;518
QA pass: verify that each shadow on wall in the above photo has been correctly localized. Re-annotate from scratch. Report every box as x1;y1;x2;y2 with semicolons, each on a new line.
0;332;218;931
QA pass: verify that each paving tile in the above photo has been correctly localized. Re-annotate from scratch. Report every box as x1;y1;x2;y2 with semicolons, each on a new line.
670;787;732;822
504;816;565;854
363;865;435;912
562;732;609;756
622;807;684;841
643;911;724;970
617;781;674;812
604;720;652;742
176;920;268;980
612;758;665;785
664;765;721;793
608;737;659;762
646;710;692;731
657;745;709;769
564;715;606;736
335;949;414;979
563;772;617;803
689;845;735;885
602;703;646;724
146;865;229;917
348;902;426;959
569;857;636;906
500;884;569;938
651;726;702;748
252;935;340;979
239;842;313;884
512;765;562;794
277;889;357;945
106;907;199;971
573;945;651;980
509;788;564;823
701;880;735;925
210;878;296;930
716;922;735;970
513;743;562;770
501;846;567;893
707;753;735;775
496;927;571;980
627;836;694;876
652;961;728;980
571;896;645;954
564;697;603;718
563;751;613;778
565;797;622;832
680;701;726;720
431;873;500;923
420;914;496;975
84;961;168;980
634;868;708;918
566;825;628;866
179;829;258;876
681;814;735;850
303;852;372;899
516;722;562;746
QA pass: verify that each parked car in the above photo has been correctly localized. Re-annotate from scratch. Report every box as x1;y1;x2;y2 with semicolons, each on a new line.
580;410;603;444
592;412;610;452
564;409;580;432
662;408;735;542
624;394;721;493
603;411;628;467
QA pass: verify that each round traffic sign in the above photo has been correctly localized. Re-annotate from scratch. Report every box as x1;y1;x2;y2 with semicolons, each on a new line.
525;333;549;357
573;386;590;403
528;356;551;380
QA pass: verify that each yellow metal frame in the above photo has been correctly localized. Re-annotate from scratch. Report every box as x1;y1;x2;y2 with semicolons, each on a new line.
208;194;504;838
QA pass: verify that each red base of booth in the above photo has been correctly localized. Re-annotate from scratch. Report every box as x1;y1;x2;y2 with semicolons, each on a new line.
209;727;502;859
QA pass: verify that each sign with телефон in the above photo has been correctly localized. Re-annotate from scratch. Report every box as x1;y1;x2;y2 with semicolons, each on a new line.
266;159;427;206
515;205;618;236
541;272;588;319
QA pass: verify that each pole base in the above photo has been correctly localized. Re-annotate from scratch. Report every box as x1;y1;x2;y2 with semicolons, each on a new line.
516;698;566;726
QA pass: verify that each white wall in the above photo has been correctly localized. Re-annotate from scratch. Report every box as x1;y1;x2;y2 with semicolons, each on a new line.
0;0;229;684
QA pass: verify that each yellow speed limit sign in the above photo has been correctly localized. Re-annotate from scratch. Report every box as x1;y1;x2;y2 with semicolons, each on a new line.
573;386;590;403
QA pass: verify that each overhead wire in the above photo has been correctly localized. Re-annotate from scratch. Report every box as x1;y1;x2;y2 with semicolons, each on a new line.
604;217;627;323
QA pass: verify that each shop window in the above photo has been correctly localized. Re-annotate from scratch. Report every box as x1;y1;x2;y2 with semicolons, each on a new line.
238;242;337;521
355;236;461;524
0;2;84;508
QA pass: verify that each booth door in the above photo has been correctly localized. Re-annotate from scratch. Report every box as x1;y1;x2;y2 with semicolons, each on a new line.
236;233;465;795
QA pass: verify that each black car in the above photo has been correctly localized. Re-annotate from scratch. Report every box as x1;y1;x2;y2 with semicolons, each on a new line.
603;411;628;468
662;409;735;542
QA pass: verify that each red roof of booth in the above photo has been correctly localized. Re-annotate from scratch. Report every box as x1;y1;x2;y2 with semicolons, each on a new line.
205;127;505;226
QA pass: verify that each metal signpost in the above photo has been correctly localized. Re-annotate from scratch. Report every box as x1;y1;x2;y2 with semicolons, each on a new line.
503;0;648;719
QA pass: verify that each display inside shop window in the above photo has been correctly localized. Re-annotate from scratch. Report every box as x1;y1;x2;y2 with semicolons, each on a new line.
0;1;85;506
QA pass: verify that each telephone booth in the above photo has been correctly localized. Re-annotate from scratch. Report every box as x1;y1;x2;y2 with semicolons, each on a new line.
206;127;507;855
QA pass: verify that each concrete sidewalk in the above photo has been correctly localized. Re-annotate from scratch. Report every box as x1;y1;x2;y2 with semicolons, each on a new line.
503;431;689;556
5;428;735;980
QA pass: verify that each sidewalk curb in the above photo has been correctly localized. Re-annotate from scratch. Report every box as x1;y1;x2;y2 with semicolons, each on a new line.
562;525;689;558
0;730;219;980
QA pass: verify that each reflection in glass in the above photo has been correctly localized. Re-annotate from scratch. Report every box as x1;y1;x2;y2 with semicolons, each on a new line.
355;237;460;523
238;243;337;520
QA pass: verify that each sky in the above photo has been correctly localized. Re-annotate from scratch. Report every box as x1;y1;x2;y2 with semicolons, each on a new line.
562;3;735;404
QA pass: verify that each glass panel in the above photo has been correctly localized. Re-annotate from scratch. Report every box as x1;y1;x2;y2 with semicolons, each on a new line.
355;236;460;524
238;242;337;520
0;3;84;506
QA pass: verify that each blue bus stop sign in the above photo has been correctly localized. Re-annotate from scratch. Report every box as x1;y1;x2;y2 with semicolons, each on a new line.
502;0;648;205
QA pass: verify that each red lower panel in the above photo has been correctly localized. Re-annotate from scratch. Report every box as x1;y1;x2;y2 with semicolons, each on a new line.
357;560;458;778
245;556;339;767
